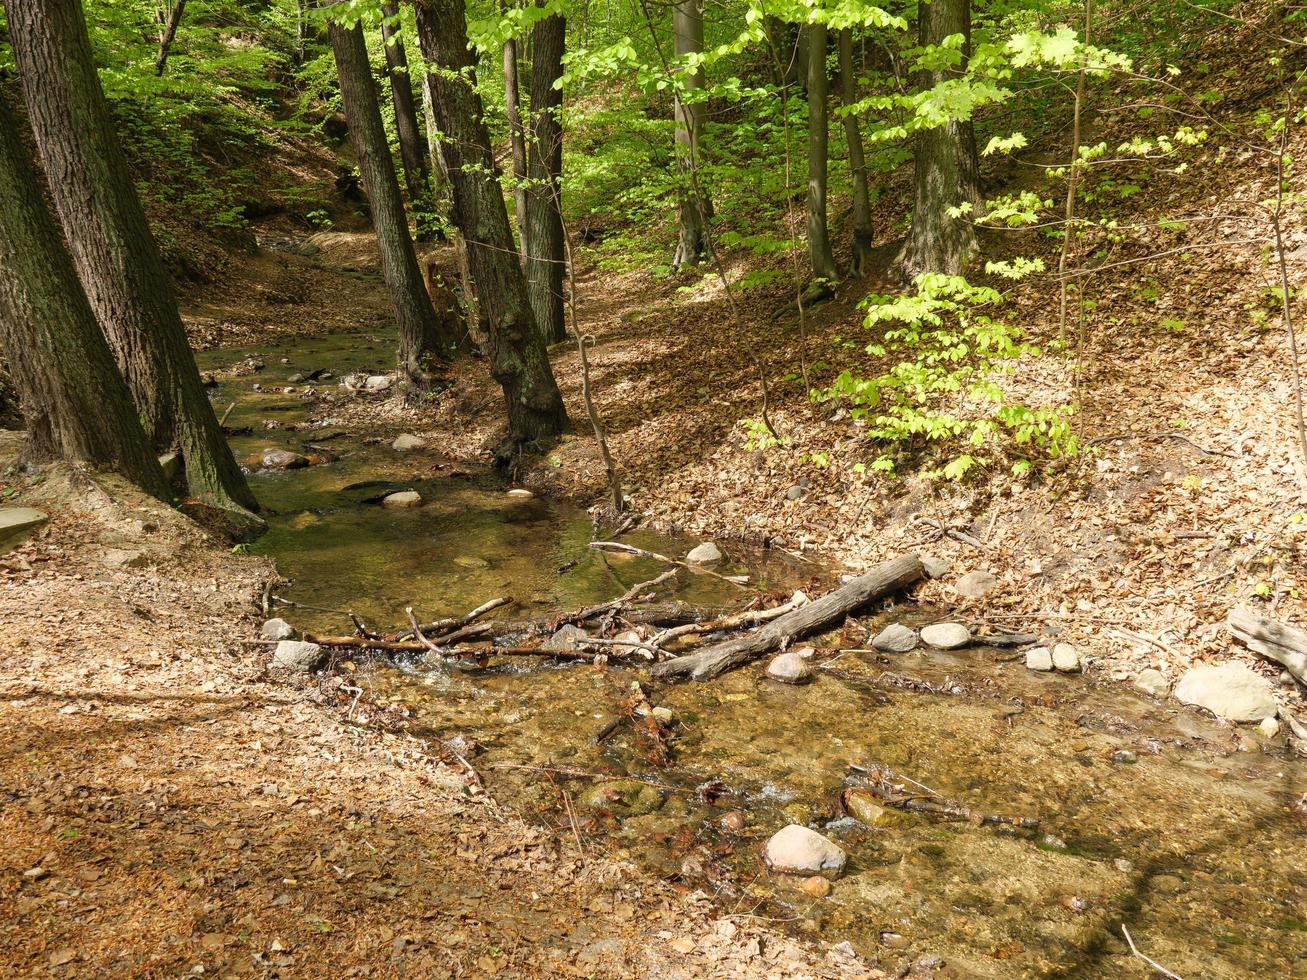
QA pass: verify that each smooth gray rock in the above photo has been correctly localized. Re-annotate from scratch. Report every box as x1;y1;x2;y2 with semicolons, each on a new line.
0;507;48;541
542;624;589;652
765;825;847;877
766;651;813;684
920;622;971;649
1051;643;1081;672
686;541;723;564
381;490;422;509
1175;663;1278;722
872;623;918;653
922;556;952;579
1026;646;1053;671
261;449;309;470
272;640;323;672
364;374;393;391
391;434;425;451
1134;668;1169;697
784;485;803;501
507;488;534;498
954;570;998;598
260;618;296;641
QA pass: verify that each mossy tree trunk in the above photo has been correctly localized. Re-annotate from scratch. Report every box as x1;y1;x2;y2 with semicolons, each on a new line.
806;22;838;287
379;3;430;204
838;28;874;277
525;11;567;346
503;25;530;256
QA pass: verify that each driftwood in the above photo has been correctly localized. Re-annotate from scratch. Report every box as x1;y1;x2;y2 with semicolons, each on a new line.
1227;606;1307;686
651;555;925;680
396;596;512;642
651;590;810;648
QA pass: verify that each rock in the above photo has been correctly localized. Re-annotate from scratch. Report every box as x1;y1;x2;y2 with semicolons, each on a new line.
272;640;323;672
1133;668;1169;697
542;624;589;651
1025;647;1053;671
1259;717;1281;738
766;652;813;684
720;811;747;833
452;555;489;569
954;570;998;598
784;485;803;501
1051;643;1081;672
797;876;832;898
580;780;665;817
843;790;907;828
100;548;147;568
261;448;309;470
651;705;675;723
364;374;393;392
381;490;422;509
158;452;180;481
1112;749;1137;764
507;488;534;498
1174;663;1278;722
0;507;48;542
686;541;723;564
922;555;952;579
764;825;846;877
920;622;971;649
260;618;295;642
391;433;425;451
872;623;917;653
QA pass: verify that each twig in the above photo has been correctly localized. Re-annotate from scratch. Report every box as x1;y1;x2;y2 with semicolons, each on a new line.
1121;925;1186;980
582;636;662;660
563;569;679;624
395;595;511;642
560;788;587;862
590;541;749;588
1272;93;1307;485
348;611;378;640
219;401;236;427
406;606;442;655
652;591;807;647
489;762;684;795
1111;627;1180;658
914;517;986;550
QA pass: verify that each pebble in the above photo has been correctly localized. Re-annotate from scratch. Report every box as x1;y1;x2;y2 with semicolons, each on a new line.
1259;717;1281;738
1133;668;1169;697
764;825;846;877
1051;643;1081;672
651;705;675;723
261;449;309;470
1174;663;1278;722
796;876;832;898
507;488;534;498
271;640;323;672
381;490;422;509
766;652;813;684
1112;749;1138;764
872;623;918;653
259;618;295;641
784;485;803;501
686;541;723;564
954;570;998;598
720;811;747;833
391;433;425;451
1025;647;1053;671
920;622;970;649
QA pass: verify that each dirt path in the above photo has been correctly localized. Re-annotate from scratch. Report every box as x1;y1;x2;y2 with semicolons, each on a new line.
0;467;869;978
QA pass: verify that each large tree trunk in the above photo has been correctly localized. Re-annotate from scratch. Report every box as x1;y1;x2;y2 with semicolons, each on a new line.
805;22;838;285
896;0;981;280
379;3;430;204
327;13;461;380
838;28;874;277
671;0;711;270
414;0;569;454
525;12;567;346
0;99;170;502
6;0;257;516
503;28;529;256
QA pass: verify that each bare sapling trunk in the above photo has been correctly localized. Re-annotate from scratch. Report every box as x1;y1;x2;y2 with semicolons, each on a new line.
671;0;711;269
7;0;258;518
526;11;567;345
328;12;462;381
414;0;569;455
838;28;874;277
0;99;170;502
1056;0;1092;344
379;3;431;205
503;25;530;256
896;0;982;280
805;21;838;294
156;0;186;75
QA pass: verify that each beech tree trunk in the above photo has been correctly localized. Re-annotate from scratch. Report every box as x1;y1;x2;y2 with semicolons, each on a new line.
671;0;711;269
328;13;460;380
897;0;981;280
379;3;430;203
525;12;567;345
414;0;569;453
503;29;530;255
806;22;838;286
839;28;874;277
6;0;257;516
155;0;185;76
0;99;170;502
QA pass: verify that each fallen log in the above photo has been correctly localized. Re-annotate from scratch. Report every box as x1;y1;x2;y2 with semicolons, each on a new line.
1227;606;1307;686
650;555;925;680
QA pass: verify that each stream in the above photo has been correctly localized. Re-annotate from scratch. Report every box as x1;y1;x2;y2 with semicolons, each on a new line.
199;330;1307;978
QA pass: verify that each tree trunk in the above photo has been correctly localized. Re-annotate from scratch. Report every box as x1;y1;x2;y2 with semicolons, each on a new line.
503;28;530;256
379;3;430;204
155;0;186;76
6;0;257;516
414;0;569;454
838;28;874;277
896;0;981;280
327;13;461;380
525;11;567;346
806;23;838;285
0;99;170;502
671;0;711;269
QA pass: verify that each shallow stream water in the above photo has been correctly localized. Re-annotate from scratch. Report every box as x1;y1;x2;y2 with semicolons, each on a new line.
201;332;1307;978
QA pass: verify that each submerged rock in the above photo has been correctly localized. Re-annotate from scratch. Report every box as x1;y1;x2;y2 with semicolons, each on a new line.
686;541;723;564
1026;647;1053;671
766;651;813;684
765;825;846;877
1052;643;1081;672
391;433;425;451
260;618;295;641
872;623;917;653
1175;664;1277;722
272;640;323;672
843;789;908;828
955;570;998;598
381;490;422;509
1134;668;1169;697
261;449;309;470
580;780;665;818
920;623;971;649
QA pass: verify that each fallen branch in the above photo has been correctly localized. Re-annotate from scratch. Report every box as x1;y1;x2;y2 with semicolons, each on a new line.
590;541;750;587
1121;925;1185;980
651;590;809;648
913;517;985;550
562;570;678;625
1227;606;1307;686
651;555;925;680
845;763;1039;829
396;596;512;642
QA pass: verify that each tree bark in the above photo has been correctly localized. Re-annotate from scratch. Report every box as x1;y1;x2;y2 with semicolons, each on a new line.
414;0;569;454
525;11;567;345
671;0;711;269
503;28;530;256
0;99;170;502
651;555;925;679
379;3;430;204
155;0;186;76
896;0;981;280
327;13;461;380
6;0;257;516
838;28;874;277
806;22;838;285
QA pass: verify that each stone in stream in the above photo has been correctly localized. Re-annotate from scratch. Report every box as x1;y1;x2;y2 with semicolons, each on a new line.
1174;663;1278;722
261;448;309;470
542;624;589;651
1259;717;1281;738
1133;668;1169;697
920;623;971;649
686;541;723;564
1025;647;1053;671
507;488;534;498
954;570;998;598
1051;643;1081;672
0;507;47;542
381;490;422;509
580;780;665;818
391;433;425;451
872;623;917;653
271;640;323;672
764;825;847;877
260;618;296;641
766;651;813;684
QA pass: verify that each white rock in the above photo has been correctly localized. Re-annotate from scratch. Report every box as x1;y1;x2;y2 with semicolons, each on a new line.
920;623;971;649
507;488;534;498
272;640;323;672
1259;717;1281;738
1026;647;1053;671
1175;663;1278;722
1134;668;1169;697
764;825;846;877
872;623;917;653
686;541;723;564
364;374;393;391
651;706;675;723
954;570;998;598
1052;643;1081;672
766;652;813;684
392;434;425;451
260;618;295;641
381;490;422;509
